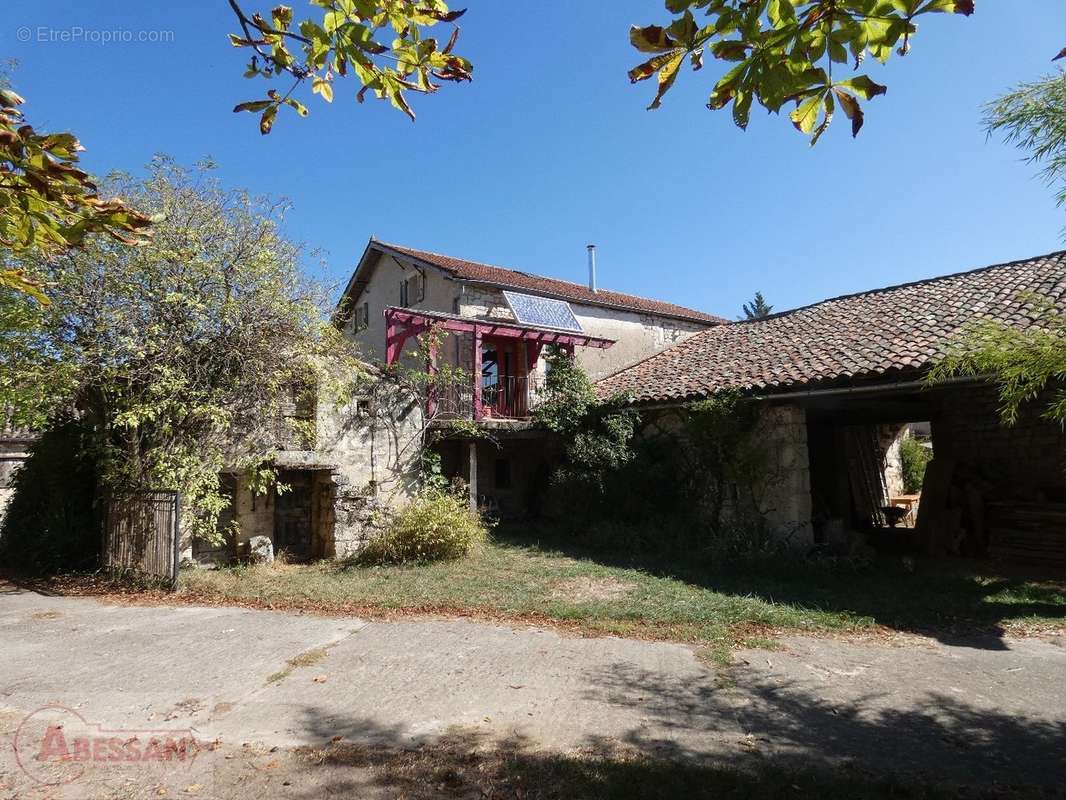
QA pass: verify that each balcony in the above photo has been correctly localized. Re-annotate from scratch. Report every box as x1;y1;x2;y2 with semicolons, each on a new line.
383;306;615;423
435;373;545;421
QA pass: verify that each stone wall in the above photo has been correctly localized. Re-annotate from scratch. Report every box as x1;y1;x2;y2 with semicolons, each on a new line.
880;423;911;499
184;373;426;565
750;404;814;548
623;402;813;549
0;429;36;527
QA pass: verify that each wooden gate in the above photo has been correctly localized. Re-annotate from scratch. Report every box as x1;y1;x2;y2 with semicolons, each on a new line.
103;490;181;588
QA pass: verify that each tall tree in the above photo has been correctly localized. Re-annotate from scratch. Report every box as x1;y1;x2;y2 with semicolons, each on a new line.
742;291;773;319
4;158;363;540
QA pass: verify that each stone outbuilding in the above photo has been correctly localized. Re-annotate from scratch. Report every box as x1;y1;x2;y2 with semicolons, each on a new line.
597;250;1066;564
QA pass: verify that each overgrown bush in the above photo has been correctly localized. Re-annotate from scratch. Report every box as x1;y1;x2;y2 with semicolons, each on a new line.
355;489;489;565
900;435;932;494
0;421;99;574
534;346;637;497
534;352;775;562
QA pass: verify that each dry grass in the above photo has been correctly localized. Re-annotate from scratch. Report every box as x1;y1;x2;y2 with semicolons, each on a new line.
267;646;329;684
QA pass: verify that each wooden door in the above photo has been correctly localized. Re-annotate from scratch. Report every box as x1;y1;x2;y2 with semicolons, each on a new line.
274;471;313;560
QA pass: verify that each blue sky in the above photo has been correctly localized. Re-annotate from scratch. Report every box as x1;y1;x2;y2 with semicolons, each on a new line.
4;1;1065;318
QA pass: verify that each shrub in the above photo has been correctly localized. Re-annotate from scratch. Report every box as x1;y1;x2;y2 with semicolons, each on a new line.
0;421;99;574
900;435;933;494
356;489;489;565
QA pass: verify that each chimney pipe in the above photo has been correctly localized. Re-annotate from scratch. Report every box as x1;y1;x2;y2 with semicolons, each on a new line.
587;244;597;293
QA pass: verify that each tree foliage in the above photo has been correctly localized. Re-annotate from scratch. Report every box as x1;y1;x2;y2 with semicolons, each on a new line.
0;86;152;301
899;433;931;494
629;0;973;143
534;347;638;493
228;0;472;132
742;290;773;319
5;158;363;542
985;70;1066;212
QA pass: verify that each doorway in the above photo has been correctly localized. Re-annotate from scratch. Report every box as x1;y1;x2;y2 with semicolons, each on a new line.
274;470;313;560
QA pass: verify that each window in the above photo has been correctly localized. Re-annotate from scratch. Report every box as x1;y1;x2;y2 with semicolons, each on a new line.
353;302;369;333
400;271;425;308
355;398;372;418
494;458;512;490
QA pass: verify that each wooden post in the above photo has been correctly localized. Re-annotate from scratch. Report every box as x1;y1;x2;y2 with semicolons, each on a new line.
468;441;478;512
426;339;438;418
472;327;483;420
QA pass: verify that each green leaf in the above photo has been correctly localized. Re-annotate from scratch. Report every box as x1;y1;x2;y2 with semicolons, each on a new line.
647;51;686;110
259;105;278;135
629;24;679;54
233;100;273;113
665;9;698;46
789;94;822;134
628;50;683;84
837;75;887;100
312;76;334;102
712;40;749;61
732;90;753;130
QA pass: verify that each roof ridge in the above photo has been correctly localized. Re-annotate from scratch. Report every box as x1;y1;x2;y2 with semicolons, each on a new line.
733;248;1066;326
594;248;1066;403
376;240;574;286
373;240;725;323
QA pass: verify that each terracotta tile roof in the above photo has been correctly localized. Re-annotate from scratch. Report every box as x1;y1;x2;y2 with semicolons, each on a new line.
597;251;1066;403
373;241;725;325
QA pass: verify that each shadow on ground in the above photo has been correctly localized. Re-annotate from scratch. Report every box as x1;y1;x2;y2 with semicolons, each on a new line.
223;690;1064;800
497;526;1066;651
580;660;1066;790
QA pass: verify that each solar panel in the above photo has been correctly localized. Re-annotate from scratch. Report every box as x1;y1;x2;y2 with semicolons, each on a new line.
503;291;583;332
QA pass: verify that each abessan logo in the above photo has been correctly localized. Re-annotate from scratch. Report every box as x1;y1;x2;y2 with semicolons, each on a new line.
13;704;206;787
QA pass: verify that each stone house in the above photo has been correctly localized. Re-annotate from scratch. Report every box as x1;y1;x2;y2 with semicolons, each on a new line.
597;250;1066;564
333;238;725;518
188;368;426;564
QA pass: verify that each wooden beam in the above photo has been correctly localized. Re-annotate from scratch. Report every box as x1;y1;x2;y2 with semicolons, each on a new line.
472;328;483;420
468;441;478;512
384;307;615;350
426;339;438;418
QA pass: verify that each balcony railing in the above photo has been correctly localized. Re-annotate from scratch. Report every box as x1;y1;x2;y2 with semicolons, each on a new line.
434;374;545;421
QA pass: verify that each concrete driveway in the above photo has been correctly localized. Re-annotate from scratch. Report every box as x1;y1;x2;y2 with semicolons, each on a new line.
1;582;1065;798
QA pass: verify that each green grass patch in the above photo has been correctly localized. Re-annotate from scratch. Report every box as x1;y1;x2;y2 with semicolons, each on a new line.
181;534;1066;653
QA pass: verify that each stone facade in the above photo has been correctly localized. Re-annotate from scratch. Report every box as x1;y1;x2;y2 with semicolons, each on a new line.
750;404;814;548
185;373;425;564
880;423;912;500
347;252;711;383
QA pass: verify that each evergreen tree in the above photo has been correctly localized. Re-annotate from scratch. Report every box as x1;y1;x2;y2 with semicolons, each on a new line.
742;291;773;320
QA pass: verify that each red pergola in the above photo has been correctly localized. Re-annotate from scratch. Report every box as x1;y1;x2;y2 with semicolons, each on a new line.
384;306;615;420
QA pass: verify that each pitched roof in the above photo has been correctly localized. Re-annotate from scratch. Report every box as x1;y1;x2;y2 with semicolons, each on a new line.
597;250;1066;404
370;240;725;325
